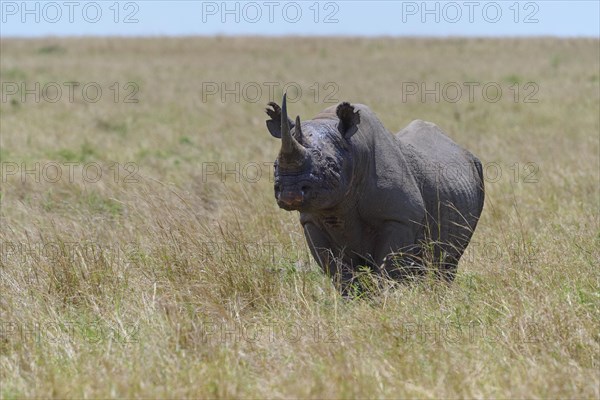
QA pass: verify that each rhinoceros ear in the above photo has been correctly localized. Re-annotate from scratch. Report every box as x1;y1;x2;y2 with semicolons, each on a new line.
266;102;295;138
336;102;360;139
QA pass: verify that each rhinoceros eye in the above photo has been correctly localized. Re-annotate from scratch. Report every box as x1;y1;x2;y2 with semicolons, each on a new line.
309;148;322;159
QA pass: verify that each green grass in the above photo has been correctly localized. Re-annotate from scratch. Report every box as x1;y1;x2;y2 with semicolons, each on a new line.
0;36;598;398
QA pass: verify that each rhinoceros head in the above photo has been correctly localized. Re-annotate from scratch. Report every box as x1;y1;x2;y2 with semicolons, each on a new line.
265;94;360;212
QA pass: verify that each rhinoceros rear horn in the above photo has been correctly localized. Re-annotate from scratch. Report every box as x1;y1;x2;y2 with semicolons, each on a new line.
336;102;360;139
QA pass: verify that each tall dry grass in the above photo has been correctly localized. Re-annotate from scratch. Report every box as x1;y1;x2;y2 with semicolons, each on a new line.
0;36;598;398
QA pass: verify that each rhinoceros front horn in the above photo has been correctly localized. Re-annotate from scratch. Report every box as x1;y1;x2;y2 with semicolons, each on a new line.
280;93;307;164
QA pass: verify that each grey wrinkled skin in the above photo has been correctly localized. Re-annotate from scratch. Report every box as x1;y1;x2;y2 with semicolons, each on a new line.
266;94;485;294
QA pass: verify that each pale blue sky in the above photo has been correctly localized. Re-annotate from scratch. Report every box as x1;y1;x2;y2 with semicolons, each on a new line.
1;1;598;37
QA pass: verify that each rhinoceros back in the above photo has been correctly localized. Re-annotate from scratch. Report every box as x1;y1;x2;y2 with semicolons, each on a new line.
396;119;485;263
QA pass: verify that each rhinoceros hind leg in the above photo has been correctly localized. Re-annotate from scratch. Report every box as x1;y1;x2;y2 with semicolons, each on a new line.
381;246;426;282
437;255;459;282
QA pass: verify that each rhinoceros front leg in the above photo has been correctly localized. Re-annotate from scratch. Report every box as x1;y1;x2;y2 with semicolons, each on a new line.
302;222;355;293
374;221;424;281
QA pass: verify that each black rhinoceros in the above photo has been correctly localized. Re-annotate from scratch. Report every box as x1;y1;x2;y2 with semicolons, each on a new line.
266;94;484;293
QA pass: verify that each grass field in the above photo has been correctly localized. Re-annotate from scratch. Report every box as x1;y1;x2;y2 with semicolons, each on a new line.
1;36;599;398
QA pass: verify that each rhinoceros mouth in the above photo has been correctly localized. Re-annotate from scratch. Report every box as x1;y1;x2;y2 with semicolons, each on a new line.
277;199;305;211
277;202;302;211
276;189;308;211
